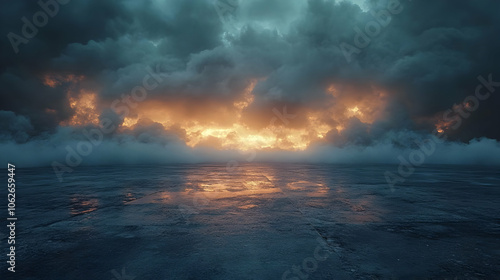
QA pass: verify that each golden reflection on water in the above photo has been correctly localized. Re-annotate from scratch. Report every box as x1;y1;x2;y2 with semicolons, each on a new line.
121;165;384;224
287;180;330;196
127;170;281;206
70;196;99;216
124;192;135;203
190;174;281;200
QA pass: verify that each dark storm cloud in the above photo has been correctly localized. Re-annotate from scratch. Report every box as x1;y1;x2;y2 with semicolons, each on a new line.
361;0;500;141
0;110;33;143
1;0;223;131
1;0;133;134
1;0;500;152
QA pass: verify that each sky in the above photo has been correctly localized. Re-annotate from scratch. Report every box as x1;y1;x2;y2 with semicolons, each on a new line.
1;0;500;168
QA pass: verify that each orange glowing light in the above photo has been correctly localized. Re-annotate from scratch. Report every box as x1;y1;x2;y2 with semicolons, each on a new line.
435;120;453;134
61;91;100;126
56;77;391;151
349;106;360;113
326;84;340;97
122;117;138;127
43;74;84;88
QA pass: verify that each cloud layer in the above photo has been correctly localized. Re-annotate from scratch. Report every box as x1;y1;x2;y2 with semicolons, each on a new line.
1;0;500;166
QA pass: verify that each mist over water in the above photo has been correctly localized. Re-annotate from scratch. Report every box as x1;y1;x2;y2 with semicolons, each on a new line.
2;136;500;169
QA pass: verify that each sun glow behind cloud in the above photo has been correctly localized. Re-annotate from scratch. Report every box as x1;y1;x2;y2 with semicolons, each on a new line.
52;74;398;152
61;90;100;126
1;0;500;172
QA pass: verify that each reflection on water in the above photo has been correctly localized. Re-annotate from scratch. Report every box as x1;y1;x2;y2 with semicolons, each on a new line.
180;172;281;200
68;164;389;224
15;164;500;279
70;195;99;216
238;204;258;209
287;180;330;196
117;165;383;225
123;192;136;203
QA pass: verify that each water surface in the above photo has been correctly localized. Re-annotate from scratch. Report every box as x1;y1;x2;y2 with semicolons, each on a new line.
4;164;500;279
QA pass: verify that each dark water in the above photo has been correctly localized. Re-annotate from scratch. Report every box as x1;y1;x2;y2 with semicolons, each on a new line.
2;164;500;279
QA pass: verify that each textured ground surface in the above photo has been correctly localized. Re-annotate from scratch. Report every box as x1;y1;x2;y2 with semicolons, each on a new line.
2;164;499;279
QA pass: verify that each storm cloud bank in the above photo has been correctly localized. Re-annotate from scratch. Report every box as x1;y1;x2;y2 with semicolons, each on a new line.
1;0;500;167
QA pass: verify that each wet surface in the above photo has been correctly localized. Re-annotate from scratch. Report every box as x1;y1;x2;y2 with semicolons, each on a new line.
2;164;500;279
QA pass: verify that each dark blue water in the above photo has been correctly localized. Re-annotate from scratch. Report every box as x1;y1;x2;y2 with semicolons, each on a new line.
2;164;500;279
